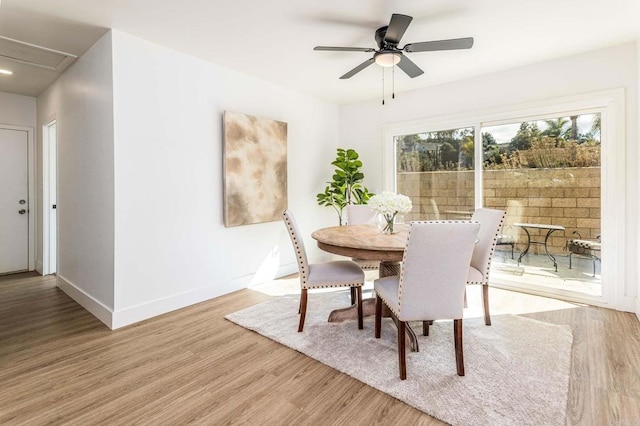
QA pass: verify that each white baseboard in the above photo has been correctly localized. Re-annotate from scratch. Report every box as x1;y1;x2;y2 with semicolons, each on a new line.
57;274;114;329
619;295;637;313
111;276;251;330
59;266;303;330
274;263;299;279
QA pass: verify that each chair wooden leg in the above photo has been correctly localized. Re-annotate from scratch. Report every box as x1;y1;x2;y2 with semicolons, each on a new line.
454;319;464;376
375;295;382;338
357;286;363;330
482;284;491;326
422;320;432;336
350;287;357;305
398;320;407;380
298;289;308;332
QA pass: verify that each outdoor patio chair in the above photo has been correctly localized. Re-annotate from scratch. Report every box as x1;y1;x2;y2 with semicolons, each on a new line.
374;221;480;379
282;210;365;332
495;200;523;259
429;199;441;220
566;231;601;277
496;234;515;259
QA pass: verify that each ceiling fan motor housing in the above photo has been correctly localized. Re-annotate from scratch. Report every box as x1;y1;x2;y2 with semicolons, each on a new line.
375;26;393;49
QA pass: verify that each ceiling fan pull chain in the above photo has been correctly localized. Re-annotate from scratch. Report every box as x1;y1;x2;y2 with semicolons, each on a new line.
382;67;385;105
392;64;395;99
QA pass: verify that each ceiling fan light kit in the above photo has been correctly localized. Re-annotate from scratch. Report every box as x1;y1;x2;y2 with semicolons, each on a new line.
314;13;474;102
374;51;401;67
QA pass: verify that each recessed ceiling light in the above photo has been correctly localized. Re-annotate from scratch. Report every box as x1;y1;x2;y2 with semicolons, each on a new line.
0;69;12;75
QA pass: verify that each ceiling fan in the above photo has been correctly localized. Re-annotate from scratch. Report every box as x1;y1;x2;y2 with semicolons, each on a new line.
314;13;473;79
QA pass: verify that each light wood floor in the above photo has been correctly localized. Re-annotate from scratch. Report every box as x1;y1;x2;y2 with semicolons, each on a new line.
1;272;639;425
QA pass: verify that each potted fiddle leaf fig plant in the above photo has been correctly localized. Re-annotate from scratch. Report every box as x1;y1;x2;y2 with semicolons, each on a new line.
317;148;374;225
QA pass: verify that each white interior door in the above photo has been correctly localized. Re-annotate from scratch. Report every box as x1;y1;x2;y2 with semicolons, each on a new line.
0;128;29;274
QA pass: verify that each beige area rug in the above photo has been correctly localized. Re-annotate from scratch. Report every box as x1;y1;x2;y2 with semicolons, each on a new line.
226;291;573;426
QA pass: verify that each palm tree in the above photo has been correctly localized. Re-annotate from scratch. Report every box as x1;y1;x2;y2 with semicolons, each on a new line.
590;114;601;139
568;115;578;140
542;118;569;139
461;138;474;169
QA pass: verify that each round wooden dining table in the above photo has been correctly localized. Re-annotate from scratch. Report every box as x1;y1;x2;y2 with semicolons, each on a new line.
312;224;408;274
311;224;420;351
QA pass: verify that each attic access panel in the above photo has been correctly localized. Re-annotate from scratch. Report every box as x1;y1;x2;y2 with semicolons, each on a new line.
0;36;76;71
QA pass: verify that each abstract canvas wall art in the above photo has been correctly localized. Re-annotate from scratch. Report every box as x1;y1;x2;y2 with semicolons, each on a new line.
223;111;288;227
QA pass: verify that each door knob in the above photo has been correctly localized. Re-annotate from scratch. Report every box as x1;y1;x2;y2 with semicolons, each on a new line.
18;209;26;215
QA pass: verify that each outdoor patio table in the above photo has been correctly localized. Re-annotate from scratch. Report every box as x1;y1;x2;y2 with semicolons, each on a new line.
514;222;565;272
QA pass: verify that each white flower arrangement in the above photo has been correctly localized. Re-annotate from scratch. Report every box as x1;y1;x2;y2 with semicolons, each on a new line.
368;191;413;216
367;191;413;233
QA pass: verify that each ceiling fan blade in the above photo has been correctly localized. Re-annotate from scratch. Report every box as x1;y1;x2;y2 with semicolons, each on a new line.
397;55;424;78
314;46;375;52
404;37;474;53
340;58;375;79
384;14;413;46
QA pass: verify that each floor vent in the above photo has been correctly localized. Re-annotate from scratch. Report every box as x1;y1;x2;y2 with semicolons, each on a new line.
0;36;77;71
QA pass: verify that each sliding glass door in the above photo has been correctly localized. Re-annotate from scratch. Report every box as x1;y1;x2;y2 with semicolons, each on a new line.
481;113;602;298
392;110;605;304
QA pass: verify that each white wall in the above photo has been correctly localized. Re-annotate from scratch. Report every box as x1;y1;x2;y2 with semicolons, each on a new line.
0;91;36;127
37;32;116;324
110;31;339;328
30;29;341;329
340;42;638;311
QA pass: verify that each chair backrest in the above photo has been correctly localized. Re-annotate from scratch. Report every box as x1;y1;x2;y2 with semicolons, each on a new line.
470;208;507;281
429;199;441;220
398;221;480;321
345;205;376;225
282;210;309;284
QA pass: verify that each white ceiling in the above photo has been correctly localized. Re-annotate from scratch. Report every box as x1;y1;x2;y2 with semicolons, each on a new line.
0;0;639;104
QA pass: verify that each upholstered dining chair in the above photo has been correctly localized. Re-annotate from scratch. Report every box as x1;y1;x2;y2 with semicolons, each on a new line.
466;208;506;326
282;210;365;332
374;221;480;379
345;205;379;272
345;204;376;226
